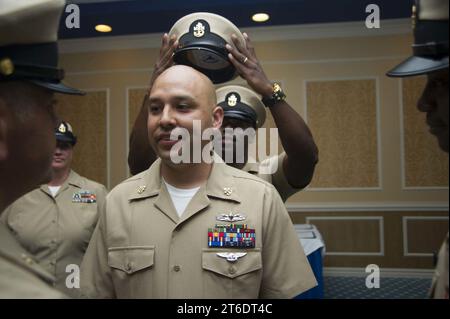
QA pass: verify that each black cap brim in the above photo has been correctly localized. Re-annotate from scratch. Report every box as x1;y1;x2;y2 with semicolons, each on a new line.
30;79;85;95
55;133;76;145
387;55;449;77
223;110;257;127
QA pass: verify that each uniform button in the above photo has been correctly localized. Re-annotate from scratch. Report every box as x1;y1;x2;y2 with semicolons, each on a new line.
126;262;132;272
52;220;56;224
51;239;57;244
173;265;181;272
229;266;236;275
21;254;35;265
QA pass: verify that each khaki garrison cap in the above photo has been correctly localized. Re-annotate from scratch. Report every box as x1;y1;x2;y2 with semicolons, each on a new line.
217;85;266;128
0;0;84;95
169;12;246;84
387;0;449;77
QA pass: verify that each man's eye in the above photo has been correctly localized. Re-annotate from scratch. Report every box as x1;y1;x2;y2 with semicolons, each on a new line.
177;104;190;109
149;105;161;113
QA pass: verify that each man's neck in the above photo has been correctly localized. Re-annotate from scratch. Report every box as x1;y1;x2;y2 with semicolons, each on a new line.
48;168;71;186
161;161;212;189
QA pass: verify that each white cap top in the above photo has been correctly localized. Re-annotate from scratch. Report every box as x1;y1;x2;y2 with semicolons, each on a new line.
0;0;65;46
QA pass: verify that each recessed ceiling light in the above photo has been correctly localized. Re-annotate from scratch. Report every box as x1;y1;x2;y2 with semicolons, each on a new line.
95;24;112;33
252;13;269;22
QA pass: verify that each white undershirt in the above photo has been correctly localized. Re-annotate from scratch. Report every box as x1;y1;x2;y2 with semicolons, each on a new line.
48;186;61;197
163;180;200;218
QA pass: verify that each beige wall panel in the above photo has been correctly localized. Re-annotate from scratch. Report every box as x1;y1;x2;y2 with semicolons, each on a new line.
55;91;108;187
407;219;449;254
290;211;449;269
306;79;378;188
402;77;449;187
308;218;381;253
128;88;148;134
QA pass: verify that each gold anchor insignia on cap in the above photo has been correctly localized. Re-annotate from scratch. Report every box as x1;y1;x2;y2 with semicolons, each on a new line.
227;94;237;107
137;185;146;194
0;58;14;76
58;123;66;133
223;187;233;196
193;22;205;38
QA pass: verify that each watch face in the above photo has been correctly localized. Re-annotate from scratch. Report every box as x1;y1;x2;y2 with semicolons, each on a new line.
273;83;282;92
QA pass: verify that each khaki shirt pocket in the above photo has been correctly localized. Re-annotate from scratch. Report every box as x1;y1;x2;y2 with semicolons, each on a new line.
202;249;262;299
107;246;155;298
75;202;99;230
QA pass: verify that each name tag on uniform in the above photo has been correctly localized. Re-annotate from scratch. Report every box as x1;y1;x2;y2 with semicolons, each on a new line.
208;224;255;248
72;190;97;203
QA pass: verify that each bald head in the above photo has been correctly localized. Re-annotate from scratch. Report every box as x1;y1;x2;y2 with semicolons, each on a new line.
152;65;217;110
147;64;224;162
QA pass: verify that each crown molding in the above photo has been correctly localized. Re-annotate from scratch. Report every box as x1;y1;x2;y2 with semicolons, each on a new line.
286;201;449;212
59;18;411;54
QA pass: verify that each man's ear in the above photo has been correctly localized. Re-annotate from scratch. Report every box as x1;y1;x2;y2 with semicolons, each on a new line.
0;99;10;161
212;105;224;129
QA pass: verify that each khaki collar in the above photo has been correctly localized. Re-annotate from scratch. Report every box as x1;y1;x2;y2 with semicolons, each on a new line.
66;170;83;188
242;156;259;174
40;170;82;197
128;156;241;204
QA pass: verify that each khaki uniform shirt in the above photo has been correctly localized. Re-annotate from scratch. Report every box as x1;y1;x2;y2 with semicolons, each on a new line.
0;223;66;298
1;170;107;297
430;233;449;299
242;152;302;202
81;158;316;299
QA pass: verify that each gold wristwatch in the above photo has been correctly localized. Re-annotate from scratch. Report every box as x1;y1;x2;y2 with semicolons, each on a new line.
262;82;286;107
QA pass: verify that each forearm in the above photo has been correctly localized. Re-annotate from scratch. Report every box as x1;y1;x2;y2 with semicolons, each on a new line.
270;101;318;188
127;94;157;175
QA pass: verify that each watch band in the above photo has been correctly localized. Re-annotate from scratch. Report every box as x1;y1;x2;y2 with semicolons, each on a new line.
261;82;286;107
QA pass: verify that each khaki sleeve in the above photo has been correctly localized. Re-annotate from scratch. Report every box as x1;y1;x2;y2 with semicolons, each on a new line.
259;184;317;298
80;197;115;298
0;202;14;227
263;153;303;202
430;233;449;299
95;185;108;222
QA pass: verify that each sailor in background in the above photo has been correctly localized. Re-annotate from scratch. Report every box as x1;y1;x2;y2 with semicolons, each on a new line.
0;0;84;298
387;0;449;299
1;121;107;297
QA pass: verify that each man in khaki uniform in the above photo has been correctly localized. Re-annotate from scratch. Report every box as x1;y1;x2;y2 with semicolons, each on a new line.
128;13;318;202
387;0;448;299
216;85;301;202
2;121;107;297
0;0;84;298
81;65;316;298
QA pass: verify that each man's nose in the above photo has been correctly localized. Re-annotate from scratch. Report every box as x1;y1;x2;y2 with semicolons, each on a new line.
159;105;176;127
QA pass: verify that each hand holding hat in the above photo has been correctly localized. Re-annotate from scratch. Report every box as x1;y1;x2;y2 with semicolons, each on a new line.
226;32;273;98
168;12;246;84
148;33;179;91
